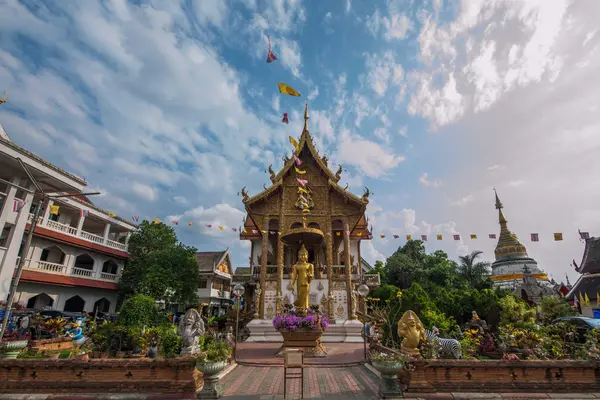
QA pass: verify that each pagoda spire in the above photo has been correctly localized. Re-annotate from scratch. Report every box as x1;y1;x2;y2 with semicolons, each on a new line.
303;101;309;133
493;189;528;261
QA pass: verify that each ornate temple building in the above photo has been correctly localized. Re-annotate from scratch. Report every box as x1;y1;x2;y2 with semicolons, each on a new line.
491;190;556;304
239;104;379;342
567;236;600;317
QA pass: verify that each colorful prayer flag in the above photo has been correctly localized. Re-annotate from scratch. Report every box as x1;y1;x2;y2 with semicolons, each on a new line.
357;232;363;237
554;233;563;241
574;294;580;311
153;218;161;224
205;224;212;228
437;234;442;240
188;222;193;226
295;167;306;175
132;216;139;222
380;234;385;238
336;232;341;236
585;293;591;306
530;233;539;242
282;112;289;124
393;235;399;239
406;235;412;241
470;234;477;239
172;220;179;225
12;199;25;213
453;234;460;241
252;229;258;234
297;178;308;187
489;234;496;239
579;293;585;306
289;136;300;151
50;205;60;215
421;235;428;241
218;226;224;231
298;187;308;194
579;230;590;240
278;82;301;97
108;212;116;218
293;154;302;166
232;228;237;232
266;35;277;63
80;209;89;218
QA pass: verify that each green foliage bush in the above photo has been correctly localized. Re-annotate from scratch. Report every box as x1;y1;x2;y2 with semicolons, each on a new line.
118;294;166;328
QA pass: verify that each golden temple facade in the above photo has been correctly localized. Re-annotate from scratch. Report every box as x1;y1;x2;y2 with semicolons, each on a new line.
239;104;376;322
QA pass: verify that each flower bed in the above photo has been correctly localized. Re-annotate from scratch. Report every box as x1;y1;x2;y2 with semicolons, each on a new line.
30;337;73;352
273;310;329;357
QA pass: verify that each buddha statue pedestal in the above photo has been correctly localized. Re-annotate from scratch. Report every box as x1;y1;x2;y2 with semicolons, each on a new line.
275;327;328;358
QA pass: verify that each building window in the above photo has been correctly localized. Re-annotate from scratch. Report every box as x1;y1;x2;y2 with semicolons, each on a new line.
199;279;208;289
0;226;11;248
49;212;59;222
212;280;223;290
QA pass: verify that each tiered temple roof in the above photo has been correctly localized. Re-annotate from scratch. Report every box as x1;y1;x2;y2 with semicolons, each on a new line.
567;236;600;302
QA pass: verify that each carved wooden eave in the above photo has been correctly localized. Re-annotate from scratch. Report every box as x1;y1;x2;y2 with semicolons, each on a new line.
328;179;368;207
243;179;283;206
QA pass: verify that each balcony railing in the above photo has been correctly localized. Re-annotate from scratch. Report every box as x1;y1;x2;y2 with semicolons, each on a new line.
28;214;129;252
23;259;120;282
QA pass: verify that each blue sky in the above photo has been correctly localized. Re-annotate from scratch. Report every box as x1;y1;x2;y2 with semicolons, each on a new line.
1;0;599;284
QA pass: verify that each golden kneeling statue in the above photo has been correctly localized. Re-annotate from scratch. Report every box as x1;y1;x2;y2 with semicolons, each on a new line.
291;244;314;312
397;310;427;356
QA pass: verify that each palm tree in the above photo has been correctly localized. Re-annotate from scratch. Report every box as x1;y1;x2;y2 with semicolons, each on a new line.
458;250;491;288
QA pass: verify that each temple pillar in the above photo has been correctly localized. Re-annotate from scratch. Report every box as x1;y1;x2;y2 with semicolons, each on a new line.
259;220;269;319
343;221;356;320
326;231;334;319
276;236;284;315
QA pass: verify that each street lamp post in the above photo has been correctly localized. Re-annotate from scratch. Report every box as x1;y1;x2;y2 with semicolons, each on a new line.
357;283;370;361
0;158;101;342
232;283;245;361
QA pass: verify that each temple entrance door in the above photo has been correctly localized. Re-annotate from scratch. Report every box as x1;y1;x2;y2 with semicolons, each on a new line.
307;248;315;264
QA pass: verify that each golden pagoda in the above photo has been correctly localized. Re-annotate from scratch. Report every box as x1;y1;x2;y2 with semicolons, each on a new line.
239;104;377;340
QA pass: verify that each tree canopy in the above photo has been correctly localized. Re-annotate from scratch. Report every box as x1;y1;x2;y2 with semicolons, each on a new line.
119;220;200;306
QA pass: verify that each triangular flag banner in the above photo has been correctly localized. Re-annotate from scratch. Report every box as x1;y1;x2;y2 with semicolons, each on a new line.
297;178;308;187
132;216;139;222
266;35;277;63
531;233;539;242
289;136;300;151
50;205;60;215
421;235;428;241
574;294;580;310
261;230;267;234
295;167;306;175
293;155;302;166
380;234;385;238
336;232;341;236
554;233;563;241
579;293;585;306
406;235;412;241
108;212;116;218
393;235;399;239
470;234;477;239
298;187;308;194
437;234;442;240
357;232;363;236
489;234;497;239
232;228;237;232
218;226;224;231
153;218;161;224
252;229;258;234
205;224;212;228
172;220;179;225
278;82;301;97
282;113;289;124
585;293;591;306
13;199;25;213
453;234;460;241
188;222;193;226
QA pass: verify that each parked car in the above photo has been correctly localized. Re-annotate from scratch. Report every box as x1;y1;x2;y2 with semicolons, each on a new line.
551;316;600;342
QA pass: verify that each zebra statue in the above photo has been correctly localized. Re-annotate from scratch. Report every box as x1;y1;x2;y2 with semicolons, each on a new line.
425;328;462;359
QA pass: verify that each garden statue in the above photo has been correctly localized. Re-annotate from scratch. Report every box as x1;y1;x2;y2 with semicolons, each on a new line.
65;318;86;354
397;310;426;357
254;283;262;318
291;244;314;312
178;307;205;355
467;310;488;333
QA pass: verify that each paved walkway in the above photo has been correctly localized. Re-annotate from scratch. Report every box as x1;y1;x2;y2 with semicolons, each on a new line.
221;364;380;399
236;342;365;366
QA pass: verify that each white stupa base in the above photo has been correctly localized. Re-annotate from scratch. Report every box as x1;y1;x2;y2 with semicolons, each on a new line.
245;318;363;343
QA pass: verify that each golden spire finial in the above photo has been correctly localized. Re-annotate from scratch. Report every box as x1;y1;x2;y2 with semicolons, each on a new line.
494;188;507;224
494;187;503;210
303;101;309;133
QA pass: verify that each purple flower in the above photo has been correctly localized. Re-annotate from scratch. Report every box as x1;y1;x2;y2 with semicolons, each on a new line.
273;314;329;332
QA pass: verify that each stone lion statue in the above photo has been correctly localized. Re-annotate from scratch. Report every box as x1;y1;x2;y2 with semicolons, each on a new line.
178;307;205;355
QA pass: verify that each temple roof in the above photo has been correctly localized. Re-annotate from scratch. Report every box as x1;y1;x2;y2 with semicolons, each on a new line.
578;236;600;274
493;190;529;262
566;273;600;300
242;103;368;208
195;248;230;273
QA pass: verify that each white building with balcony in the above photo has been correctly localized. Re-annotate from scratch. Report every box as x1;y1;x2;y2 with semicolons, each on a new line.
0;125;137;314
196;249;234;316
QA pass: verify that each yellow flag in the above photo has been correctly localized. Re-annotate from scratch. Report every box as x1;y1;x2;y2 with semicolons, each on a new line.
289;136;300;152
380;234;385;238
406;235;412;241
261;230;267;234
153;218;161;224
357;232;363;237
241;228;246;233
188;222;193;226
579;293;585;306
554;233;563;241
470;234;477;239
336;232;341;236
437;234;442;240
278;82;301;97
218;226;224;231
302;209;310;213
585;293;591;306
50;205;60;215
108;212;116;218
295;167;306;175
298;187;308;194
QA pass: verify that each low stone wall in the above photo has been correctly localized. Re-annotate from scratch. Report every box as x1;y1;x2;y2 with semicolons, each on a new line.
408;359;600;393
0;358;199;393
370;342;600;393
29;337;73;352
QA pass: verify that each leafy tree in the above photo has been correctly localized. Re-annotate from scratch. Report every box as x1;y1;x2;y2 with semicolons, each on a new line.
537;297;577;324
457;250;491;289
372;260;387;285
118;294;165;328
119;220;200;306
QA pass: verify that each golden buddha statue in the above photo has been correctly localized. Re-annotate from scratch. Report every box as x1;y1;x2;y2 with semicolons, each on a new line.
397;310;426;357
291;244;314;311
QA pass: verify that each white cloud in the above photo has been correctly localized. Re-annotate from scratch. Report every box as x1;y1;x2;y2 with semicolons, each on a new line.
183;203;246;237
307;86;320;101
337;129;404;178
397;126;408;137
364;51;404;96
419;173;443;188
507;180;525;187
173;196;189;206
132;182;158;202
366;2;412;40
451;194;474;207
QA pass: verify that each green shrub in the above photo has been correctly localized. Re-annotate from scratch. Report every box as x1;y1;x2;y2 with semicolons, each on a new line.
118;294;165;328
158;324;182;358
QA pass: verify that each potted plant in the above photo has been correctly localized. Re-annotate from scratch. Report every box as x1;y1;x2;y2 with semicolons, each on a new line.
0;331;30;359
196;341;232;399
272;309;329;357
370;351;411;398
